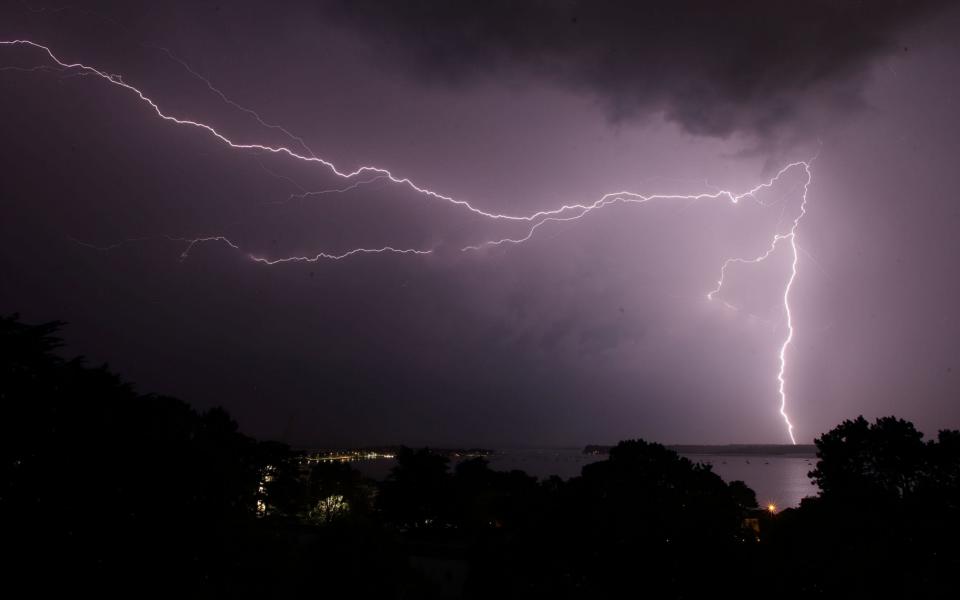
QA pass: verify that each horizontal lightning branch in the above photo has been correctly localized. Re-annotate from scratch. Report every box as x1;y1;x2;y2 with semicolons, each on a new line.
2;39;811;443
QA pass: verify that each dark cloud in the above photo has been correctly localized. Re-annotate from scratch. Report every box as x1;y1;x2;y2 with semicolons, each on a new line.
320;0;948;138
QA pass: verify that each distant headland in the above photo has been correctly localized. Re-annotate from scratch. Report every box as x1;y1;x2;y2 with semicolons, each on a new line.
584;444;817;458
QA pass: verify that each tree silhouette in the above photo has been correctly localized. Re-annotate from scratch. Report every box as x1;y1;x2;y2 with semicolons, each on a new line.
467;440;760;598
303;460;372;524
809;415;927;504
761;415;960;598
9;313;959;598
377;446;453;529
0;314;414;596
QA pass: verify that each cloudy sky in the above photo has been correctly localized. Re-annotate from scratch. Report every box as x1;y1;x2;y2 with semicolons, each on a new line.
1;1;958;446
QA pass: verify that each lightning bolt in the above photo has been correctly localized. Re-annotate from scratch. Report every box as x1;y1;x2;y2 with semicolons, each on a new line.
707;162;812;445
1;39;812;443
148;44;318;159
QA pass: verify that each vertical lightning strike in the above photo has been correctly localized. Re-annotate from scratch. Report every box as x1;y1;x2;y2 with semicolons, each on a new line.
777;164;812;445
3;40;813;443
778;233;800;445
707;162;812;445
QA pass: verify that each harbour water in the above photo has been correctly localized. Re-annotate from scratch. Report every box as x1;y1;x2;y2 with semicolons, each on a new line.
682;453;818;508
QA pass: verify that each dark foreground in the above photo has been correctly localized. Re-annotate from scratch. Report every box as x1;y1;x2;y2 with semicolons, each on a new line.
3;314;959;598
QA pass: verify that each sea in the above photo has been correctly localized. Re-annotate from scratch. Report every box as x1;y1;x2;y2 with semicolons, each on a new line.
351;446;819;508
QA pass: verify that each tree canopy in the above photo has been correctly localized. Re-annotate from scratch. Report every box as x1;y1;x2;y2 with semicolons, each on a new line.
4;313;959;598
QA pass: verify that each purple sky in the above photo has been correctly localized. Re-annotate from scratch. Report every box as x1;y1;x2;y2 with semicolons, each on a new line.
1;2;958;446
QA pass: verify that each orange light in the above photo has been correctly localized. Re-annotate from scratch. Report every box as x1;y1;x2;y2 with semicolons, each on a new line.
767;503;777;514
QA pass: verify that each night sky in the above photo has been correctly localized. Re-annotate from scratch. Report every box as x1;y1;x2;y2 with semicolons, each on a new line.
2;1;958;447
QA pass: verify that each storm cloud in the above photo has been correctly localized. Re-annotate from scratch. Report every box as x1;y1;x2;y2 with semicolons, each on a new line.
321;0;948;138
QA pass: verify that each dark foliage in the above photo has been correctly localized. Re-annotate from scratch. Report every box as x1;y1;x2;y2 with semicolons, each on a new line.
760;416;960;599
4;314;959;598
464;440;760;597
0;314;411;597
